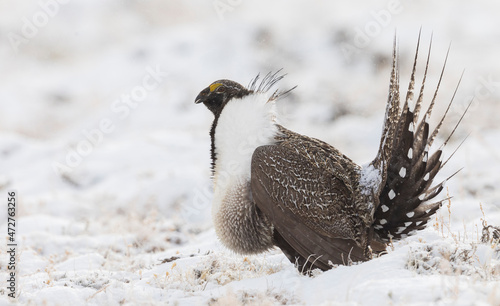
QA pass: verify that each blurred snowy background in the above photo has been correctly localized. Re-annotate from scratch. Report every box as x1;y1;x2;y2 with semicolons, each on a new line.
1;0;499;304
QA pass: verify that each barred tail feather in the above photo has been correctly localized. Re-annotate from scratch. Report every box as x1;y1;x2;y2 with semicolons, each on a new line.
368;35;401;198
371;36;467;242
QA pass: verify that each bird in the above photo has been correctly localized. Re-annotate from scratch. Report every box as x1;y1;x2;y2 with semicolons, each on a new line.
194;36;468;273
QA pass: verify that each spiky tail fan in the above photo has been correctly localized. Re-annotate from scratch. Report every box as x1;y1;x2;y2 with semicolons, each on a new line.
369;34;469;242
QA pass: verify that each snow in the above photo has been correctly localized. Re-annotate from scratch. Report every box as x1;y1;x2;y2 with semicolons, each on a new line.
1;0;500;304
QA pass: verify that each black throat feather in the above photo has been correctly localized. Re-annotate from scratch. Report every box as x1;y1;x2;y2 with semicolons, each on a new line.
209;115;220;176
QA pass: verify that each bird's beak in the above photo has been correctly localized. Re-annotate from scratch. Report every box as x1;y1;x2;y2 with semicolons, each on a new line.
195;92;205;104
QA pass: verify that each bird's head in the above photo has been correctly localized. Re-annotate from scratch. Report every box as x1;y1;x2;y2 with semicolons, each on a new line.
195;79;250;116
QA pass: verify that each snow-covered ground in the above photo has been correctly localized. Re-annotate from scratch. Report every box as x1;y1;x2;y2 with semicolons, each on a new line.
1;1;500;305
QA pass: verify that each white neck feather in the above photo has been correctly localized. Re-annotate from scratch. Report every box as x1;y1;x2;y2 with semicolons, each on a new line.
212;93;279;212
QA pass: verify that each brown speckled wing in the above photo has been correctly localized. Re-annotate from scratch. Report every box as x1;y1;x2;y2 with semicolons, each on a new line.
250;128;369;269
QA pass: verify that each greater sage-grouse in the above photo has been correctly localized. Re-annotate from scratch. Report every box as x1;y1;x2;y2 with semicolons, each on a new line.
195;37;466;272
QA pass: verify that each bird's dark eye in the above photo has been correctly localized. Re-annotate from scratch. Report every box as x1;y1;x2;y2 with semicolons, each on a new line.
216;86;226;93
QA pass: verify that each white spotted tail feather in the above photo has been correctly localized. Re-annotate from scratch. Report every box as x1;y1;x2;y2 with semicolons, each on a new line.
368;34;469;242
